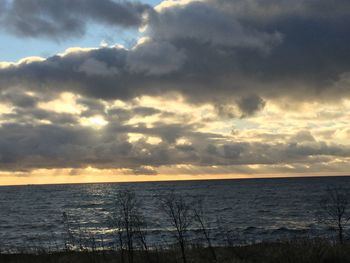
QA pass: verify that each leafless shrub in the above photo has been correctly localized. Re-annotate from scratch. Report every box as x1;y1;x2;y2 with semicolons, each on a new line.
113;189;146;263
318;186;350;244
192;198;217;262
158;191;193;263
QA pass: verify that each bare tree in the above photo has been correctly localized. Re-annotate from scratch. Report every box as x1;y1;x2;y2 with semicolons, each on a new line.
113;217;125;263
113;189;144;263
135;214;153;263
158;191;193;263
319;186;350;244
193;199;217;262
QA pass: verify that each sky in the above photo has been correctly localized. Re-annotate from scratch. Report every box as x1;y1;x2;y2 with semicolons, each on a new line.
1;0;350;185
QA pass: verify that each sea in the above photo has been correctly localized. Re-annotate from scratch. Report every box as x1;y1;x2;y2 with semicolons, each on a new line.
0;176;349;251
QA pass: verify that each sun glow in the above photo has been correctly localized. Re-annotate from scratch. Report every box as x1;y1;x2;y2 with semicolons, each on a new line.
80;115;108;128
38;92;84;114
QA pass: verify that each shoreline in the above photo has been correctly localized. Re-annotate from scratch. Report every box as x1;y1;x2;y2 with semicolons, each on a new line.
1;239;350;263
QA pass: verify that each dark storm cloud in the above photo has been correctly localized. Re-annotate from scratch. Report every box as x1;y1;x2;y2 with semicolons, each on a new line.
0;121;349;172
0;121;196;171
2;0;350;173
0;1;7;16
3;108;79;125
104;106;161;121
0;0;151;39
147;1;282;52
237;95;266;117
132;107;161;116
0;47;133;100
1;0;350;108
131;166;158;175
1;89;39;108
209;0;350;19
77;97;107;117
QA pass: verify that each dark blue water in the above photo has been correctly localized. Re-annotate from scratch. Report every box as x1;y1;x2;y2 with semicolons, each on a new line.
0;176;349;251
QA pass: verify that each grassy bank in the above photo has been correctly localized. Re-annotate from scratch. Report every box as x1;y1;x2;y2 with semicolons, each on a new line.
1;239;350;263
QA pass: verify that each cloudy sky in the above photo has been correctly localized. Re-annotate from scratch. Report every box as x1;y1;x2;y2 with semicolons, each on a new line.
1;0;350;185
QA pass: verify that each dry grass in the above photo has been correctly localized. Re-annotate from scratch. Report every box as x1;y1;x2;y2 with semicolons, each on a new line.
1;239;350;263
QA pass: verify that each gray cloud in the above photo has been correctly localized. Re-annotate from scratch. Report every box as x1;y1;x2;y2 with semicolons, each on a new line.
147;2;282;53
210;0;350;20
0;84;349;174
237;94;266;117
132;106;161;116
131;166;158;175
3;108;78;126
1;89;39;108
290;131;316;143
0;1;7;16
0;120;349;173
1;0;350;174
1;0;150;39
127;40;186;75
1;0;350;109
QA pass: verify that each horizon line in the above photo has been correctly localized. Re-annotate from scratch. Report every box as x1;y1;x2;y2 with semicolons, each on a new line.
1;173;349;187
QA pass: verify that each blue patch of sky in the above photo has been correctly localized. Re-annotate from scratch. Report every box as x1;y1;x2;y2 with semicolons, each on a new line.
0;0;162;62
0;25;139;61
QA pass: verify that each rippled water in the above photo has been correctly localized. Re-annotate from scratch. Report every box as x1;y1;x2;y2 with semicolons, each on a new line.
0;176;350;250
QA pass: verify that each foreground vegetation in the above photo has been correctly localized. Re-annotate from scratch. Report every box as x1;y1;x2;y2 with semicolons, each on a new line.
1;239;350;263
